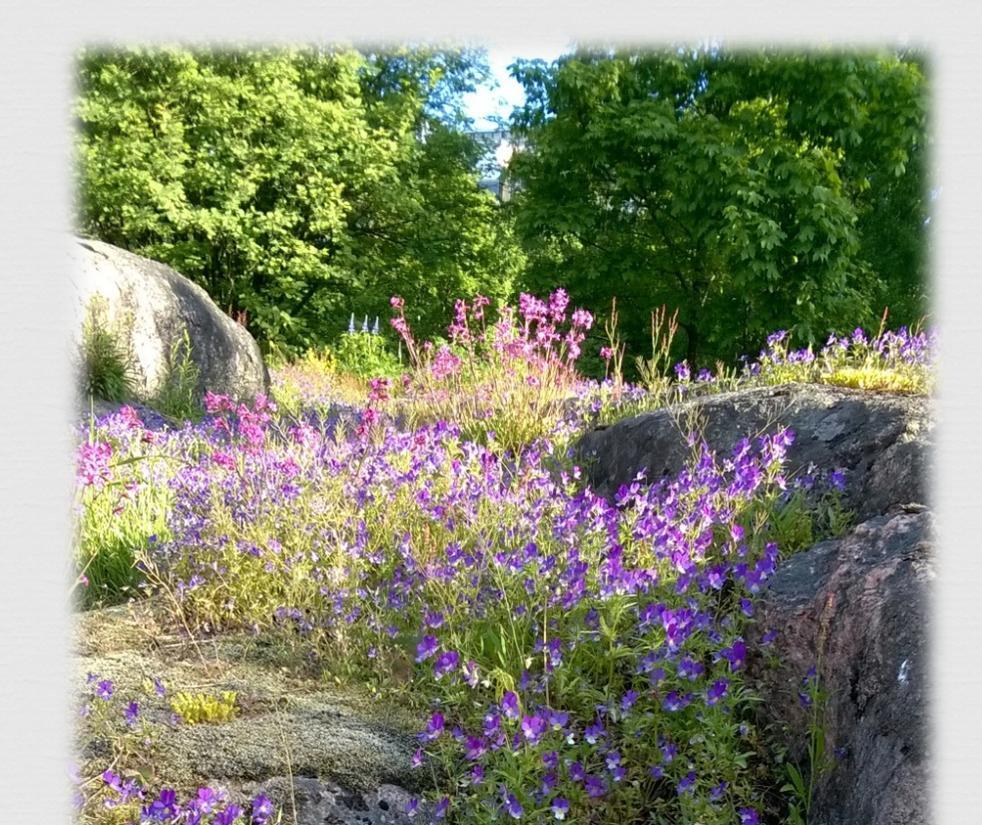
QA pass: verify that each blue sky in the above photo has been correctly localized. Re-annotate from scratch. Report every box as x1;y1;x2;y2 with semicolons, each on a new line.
462;43;571;130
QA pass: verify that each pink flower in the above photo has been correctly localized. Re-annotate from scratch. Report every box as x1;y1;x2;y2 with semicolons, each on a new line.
472;294;490;321
118;405;142;430
356;407;379;439
571;308;594;330
431;347;462;381
253;393;276;413
519;293;548;324
548;288;570;322
368;378;391;403
212;451;235;469
77;441;113;488
204;391;233;414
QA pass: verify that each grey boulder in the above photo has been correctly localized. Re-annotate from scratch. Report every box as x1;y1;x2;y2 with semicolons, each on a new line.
71;236;269;405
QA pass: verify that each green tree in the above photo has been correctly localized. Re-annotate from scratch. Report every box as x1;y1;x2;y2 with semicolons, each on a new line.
76;46;523;352
507;48;928;366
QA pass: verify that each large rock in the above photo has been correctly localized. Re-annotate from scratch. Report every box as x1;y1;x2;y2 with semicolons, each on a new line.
747;508;932;825
576;384;932;520
71;237;269;404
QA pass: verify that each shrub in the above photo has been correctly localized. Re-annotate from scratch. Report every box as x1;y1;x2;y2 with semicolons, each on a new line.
99;388;847;823
71;294;930;825
334;328;403;379
752;323;935;394
169;691;238;725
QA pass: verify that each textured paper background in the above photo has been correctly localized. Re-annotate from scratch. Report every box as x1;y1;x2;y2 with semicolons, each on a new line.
0;3;977;821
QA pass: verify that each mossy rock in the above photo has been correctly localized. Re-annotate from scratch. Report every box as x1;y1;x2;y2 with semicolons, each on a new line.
74;601;419;804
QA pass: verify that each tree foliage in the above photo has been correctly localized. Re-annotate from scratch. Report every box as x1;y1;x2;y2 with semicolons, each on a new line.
76;46;524;352
507;48;929;365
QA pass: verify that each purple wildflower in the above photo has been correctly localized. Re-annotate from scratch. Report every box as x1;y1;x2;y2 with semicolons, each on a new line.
501;691;520;720
584;775;607;798
214;804;242;825
421;712;444;742
720;639;747;671
620;689;639;712
584;720;605;744
676;771;697;795
464;736;487;761
415;635;439;662
738;808;760;825
521;714;547;745
502;791;524;819
706;678;729;705
551;797;570;820
433;650;460;679
252;794;274;822
663;690;692;712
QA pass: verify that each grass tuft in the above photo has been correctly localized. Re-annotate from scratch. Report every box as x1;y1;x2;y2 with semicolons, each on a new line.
81;296;136;403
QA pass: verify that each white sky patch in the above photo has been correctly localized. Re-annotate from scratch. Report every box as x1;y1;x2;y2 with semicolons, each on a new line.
464;42;573;130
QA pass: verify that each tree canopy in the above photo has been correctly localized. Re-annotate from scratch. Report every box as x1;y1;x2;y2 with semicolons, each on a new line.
76;46;929;368
507;48;929;365
76;46;524;352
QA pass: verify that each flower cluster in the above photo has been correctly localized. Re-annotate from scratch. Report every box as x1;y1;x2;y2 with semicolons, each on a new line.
96;773;274;825
75;673;276;825
751;324;936;392
74;290;923;825
388;290;597;452
79;392;820;823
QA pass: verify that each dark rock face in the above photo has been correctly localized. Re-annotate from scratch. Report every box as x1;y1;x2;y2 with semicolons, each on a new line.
72;237;269;404
576;384;932;520
577;387;933;823
245;777;431;825
748;509;933;825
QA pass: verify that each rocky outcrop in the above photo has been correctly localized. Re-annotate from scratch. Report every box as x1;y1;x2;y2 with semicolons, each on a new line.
576;383;932;520
747;508;932;825
577;385;933;824
243;777;431;825
72;237;269;405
